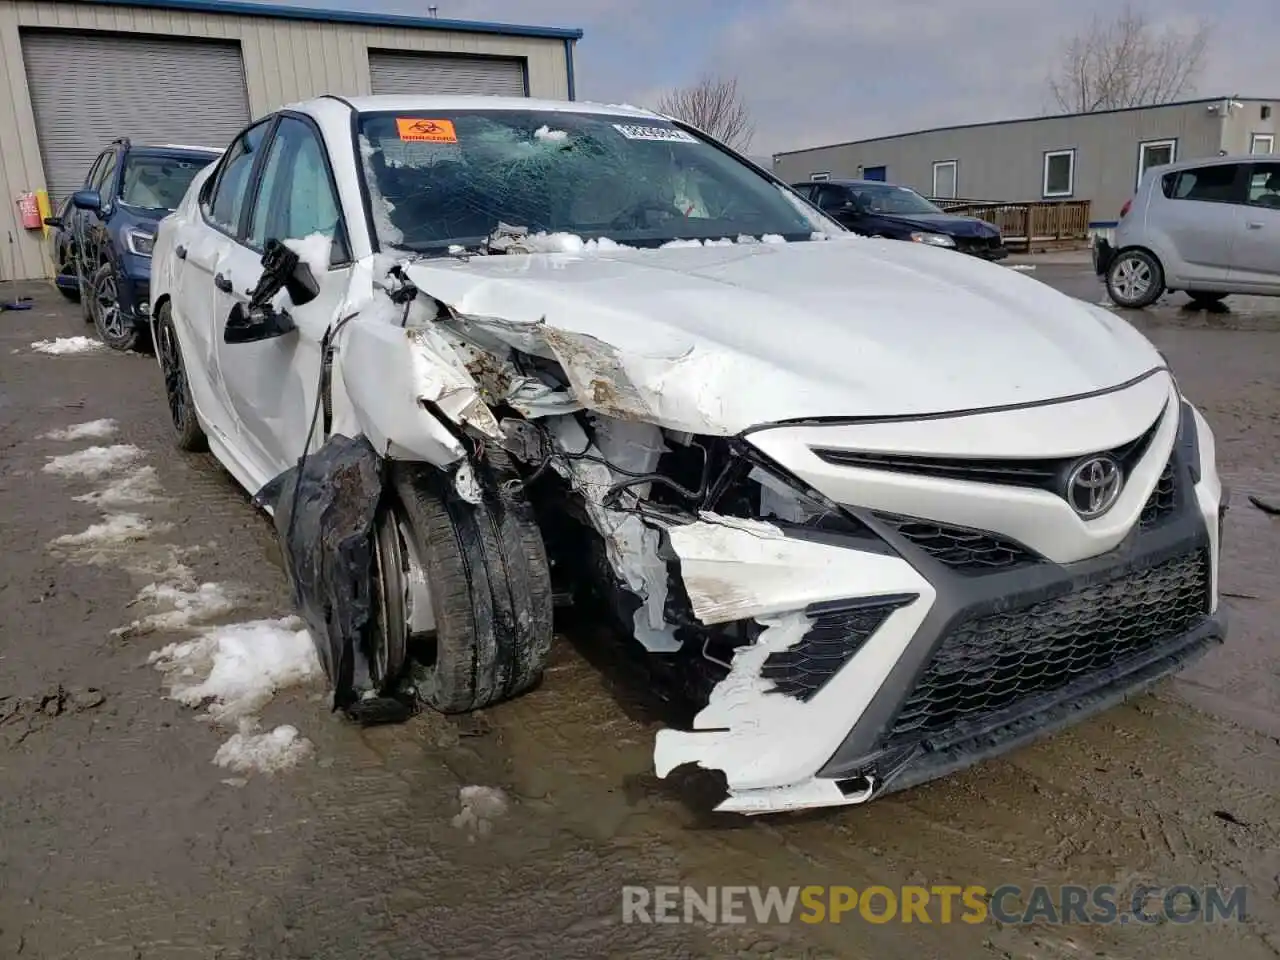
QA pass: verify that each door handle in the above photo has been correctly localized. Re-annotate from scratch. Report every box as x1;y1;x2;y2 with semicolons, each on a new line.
1247;221;1264;229
213;272;234;293
175;244;187;259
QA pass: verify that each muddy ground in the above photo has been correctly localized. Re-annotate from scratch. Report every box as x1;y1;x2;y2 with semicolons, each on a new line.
1;261;1279;960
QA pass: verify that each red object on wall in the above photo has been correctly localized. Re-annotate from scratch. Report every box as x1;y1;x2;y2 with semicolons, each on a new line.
17;193;42;229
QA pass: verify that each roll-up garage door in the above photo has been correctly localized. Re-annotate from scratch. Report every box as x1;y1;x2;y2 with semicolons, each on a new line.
368;51;527;97
21;31;251;204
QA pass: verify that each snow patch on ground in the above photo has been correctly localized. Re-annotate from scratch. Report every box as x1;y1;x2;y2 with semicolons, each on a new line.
451;785;509;837
31;336;102;355
1007;264;1037;272
43;444;142;478
43;419;118;441
149;616;321;724
51;513;160;547
72;465;165;506
213;719;314;775
113;581;240;638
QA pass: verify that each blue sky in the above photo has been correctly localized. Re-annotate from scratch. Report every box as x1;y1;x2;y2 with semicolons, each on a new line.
249;0;1272;154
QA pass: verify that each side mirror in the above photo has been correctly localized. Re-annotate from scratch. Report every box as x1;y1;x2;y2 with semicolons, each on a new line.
71;189;102;213
43;216;63;228
222;238;317;344
224;300;297;344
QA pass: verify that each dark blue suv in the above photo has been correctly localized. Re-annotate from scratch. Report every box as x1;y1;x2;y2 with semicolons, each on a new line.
47;139;220;351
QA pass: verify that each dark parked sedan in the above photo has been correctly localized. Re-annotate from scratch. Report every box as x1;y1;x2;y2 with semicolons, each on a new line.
791;178;1008;260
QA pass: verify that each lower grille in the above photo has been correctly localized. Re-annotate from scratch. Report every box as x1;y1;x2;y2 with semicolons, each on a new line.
887;548;1210;743
1141;458;1177;527
874;512;1040;572
762;595;915;701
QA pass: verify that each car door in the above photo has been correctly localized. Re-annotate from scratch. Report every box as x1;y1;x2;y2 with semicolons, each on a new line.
80;148;120;271
1226;160;1280;290
1154;162;1245;283
170;117;277;464
69;150;110;278
214;113;355;484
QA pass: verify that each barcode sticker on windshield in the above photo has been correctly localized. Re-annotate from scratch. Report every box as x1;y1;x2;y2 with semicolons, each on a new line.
612;123;697;143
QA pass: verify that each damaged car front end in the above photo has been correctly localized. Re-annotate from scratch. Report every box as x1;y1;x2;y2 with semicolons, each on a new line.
149;95;1227;815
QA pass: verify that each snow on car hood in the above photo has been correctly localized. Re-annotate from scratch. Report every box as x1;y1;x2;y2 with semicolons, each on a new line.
402;237;1163;434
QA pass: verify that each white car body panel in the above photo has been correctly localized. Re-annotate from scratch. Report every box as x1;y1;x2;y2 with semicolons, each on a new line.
149;95;1227;815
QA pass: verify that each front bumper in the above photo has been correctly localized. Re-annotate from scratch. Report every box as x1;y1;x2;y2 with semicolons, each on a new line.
954;236;1008;260
116;254;152;328
654;394;1226;814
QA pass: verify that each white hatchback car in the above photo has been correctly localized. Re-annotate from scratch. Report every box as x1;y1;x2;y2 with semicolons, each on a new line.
1096;153;1280;308
151;95;1227;814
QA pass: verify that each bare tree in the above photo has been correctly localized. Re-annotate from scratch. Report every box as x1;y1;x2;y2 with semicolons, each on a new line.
654;75;755;150
1046;5;1213;113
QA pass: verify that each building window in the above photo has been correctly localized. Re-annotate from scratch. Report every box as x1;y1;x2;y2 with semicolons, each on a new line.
1251;133;1274;155
809;172;830;182
1042;149;1075;197
1137;139;1177;188
931;160;958;199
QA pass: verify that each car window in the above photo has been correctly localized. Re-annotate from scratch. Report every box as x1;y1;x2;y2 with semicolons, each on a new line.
84;152;108;190
1246;162;1280;208
354;108;825;252
816;185;848;212
792;184;815;202
204;120;272;236
246;116;349;264
1166;164;1244;204
93;151;119;197
119;154;210;211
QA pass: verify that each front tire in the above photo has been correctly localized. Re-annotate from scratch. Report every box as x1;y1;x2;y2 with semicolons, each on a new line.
1106;249;1164;308
377;456;554;714
89;262;146;351
155;302;207;452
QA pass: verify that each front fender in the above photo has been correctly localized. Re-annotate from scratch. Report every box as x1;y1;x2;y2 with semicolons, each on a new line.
337;316;500;466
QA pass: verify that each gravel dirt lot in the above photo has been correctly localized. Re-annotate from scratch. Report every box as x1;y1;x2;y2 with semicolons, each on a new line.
2;260;1279;960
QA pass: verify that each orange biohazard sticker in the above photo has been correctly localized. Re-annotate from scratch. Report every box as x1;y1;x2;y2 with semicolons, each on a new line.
396;118;458;142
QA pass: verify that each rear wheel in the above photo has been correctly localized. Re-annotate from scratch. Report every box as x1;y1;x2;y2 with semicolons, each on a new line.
371;455;554;713
1106;249;1164;308
155;302;207;452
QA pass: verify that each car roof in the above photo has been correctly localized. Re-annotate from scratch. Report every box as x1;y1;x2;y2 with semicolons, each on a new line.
1152;153;1271;173
301;94;665;121
128;143;223;157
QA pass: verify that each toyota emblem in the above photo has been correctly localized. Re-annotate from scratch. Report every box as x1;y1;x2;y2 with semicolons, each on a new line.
1065;455;1124;519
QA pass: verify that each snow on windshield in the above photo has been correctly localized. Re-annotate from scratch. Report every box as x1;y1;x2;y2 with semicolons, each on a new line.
355;109;831;254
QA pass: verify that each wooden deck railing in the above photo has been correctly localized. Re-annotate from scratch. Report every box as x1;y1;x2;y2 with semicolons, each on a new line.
926;198;1092;251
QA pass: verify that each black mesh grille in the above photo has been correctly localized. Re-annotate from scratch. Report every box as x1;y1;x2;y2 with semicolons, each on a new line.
762;596;914;701
874;513;1041;572
1140;459;1177;527
887;549;1210;743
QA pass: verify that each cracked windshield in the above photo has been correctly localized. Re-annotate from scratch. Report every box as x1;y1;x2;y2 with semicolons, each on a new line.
356;109;821;253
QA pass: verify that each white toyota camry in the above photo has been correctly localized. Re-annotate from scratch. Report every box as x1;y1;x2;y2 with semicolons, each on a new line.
150;94;1227;814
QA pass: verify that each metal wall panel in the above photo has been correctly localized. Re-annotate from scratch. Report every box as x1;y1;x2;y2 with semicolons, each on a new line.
368;50;526;97
21;30;249;204
0;1;572;280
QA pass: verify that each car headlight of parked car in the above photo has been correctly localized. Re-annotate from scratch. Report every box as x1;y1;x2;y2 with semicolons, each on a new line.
125;228;156;257
909;232;956;248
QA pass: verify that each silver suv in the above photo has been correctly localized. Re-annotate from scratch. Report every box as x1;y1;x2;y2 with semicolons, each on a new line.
1094;154;1280;308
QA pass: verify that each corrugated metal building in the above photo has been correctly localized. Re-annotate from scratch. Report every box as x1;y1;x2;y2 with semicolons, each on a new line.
0;0;582;281
773;97;1279;231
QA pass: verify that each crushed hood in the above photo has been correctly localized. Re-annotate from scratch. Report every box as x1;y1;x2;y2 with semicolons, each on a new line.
403;238;1163;434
